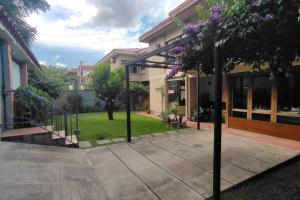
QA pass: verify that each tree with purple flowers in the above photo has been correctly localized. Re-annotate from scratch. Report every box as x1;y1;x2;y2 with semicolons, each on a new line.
167;0;300;79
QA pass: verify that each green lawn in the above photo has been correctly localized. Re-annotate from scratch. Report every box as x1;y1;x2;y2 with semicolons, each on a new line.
76;112;174;146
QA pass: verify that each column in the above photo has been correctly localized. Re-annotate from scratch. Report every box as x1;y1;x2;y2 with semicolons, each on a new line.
20;62;28;86
2;42;14;128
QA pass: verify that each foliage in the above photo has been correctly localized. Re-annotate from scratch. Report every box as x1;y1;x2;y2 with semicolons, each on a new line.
0;0;50;45
170;103;179;115
130;82;149;110
191;106;215;122
14;86;52;128
66;92;83;113
91;62;125;101
155;86;165;112
168;0;300;79
160;111;171;122
16;85;52;101
29;65;78;99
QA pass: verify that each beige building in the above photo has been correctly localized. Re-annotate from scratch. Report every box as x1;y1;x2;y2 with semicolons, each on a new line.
139;0;200;115
139;0;300;141
96;48;149;83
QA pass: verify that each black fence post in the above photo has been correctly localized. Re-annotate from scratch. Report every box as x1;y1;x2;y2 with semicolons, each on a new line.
125;64;131;142
213;38;223;200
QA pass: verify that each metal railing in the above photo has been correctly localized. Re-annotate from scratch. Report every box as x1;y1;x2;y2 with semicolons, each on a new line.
2;89;79;147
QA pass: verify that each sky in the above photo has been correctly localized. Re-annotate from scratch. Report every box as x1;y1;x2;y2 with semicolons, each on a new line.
27;0;186;68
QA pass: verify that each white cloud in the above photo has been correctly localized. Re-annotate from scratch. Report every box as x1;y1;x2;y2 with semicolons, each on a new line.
39;60;47;65
54;54;60;59
27;0;185;55
55;62;67;67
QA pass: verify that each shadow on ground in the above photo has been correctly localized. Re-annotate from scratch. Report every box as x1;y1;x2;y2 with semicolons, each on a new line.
216;155;300;200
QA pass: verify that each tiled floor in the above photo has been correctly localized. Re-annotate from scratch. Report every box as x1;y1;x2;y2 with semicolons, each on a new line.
137;112;300;151
0;129;298;200
186;121;300;151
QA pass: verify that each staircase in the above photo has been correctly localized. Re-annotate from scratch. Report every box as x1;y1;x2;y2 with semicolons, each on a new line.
1;89;79;148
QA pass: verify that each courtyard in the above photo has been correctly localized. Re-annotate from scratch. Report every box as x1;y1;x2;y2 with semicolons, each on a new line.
0;128;298;200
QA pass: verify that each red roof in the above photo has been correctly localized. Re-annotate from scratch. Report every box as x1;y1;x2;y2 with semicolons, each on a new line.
73;65;93;72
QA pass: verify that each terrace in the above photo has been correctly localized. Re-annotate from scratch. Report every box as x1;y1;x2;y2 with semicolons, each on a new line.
0;128;298;199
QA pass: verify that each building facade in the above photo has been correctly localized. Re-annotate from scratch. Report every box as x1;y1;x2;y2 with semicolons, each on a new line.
73;65;93;90
96;48;149;84
139;0;300;141
0;6;40;132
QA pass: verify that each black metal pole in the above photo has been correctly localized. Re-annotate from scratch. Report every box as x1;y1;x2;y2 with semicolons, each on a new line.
125;65;131;142
75;80;79;132
213;37;223;200
197;64;200;130
74;79;80;147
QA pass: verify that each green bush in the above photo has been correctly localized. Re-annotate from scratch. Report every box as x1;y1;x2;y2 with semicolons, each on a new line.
16;85;52;101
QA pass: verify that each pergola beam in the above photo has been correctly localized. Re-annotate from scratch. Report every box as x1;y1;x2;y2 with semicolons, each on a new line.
130;63;170;69
124;36;191;66
144;60;174;66
156;53;176;59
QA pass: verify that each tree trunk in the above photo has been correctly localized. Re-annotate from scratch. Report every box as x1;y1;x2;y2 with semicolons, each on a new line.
106;100;114;120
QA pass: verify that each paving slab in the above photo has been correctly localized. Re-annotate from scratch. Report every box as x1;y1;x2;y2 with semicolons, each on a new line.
111;138;126;143
130;141;232;198
96;139;112;145
138;134;153;139
131;136;139;140
108;143;204;200
150;137;255;185
87;147;158;200
79;141;92;148
152;132;166;137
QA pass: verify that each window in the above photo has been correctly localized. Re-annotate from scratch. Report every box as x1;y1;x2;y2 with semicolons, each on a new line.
277;72;300;125
232;76;248;109
167;80;186;107
230;76;249;118
252;75;272;110
129;66;137;73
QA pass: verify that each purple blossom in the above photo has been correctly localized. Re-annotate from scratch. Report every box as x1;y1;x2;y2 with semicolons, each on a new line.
263;13;274;22
167;64;182;78
183;21;205;35
172;46;186;54
252;12;260;18
184;24;197;34
252;0;261;7
209;4;222;23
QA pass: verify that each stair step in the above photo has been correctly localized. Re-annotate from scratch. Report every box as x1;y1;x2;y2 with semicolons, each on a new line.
52;131;66;140
65;135;78;146
1;126;54;138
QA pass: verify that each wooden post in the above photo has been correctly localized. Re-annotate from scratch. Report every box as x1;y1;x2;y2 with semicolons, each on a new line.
247;76;253;120
271;79;278;123
197;64;200;130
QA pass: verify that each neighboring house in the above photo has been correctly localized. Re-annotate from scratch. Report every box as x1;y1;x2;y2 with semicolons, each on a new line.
96;48;149;84
71;64;98;110
73;64;93;90
0;6;40;132
139;0;300;141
